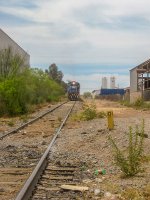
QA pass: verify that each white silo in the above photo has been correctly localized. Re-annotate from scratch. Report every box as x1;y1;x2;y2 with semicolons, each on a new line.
110;76;115;89
101;77;107;89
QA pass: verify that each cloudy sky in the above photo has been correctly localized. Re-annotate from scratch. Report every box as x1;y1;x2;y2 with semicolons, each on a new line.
1;0;150;93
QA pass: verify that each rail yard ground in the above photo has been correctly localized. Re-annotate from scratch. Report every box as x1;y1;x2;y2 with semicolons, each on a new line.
0;99;150;199
51;100;150;199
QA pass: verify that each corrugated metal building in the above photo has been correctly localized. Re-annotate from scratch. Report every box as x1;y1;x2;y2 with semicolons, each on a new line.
100;89;125;96
130;59;150;102
0;28;30;66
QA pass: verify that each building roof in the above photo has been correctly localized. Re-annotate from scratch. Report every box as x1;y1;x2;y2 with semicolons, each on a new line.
130;58;150;72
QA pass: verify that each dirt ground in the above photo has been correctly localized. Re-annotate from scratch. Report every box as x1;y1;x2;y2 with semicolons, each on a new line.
50;99;150;199
0;99;150;200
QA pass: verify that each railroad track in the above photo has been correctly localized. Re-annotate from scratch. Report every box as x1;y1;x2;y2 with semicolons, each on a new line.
14;101;84;200
31;163;82;200
0;101;67;140
0;101;83;200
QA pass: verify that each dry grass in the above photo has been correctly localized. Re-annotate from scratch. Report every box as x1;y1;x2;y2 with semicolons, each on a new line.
122;185;150;200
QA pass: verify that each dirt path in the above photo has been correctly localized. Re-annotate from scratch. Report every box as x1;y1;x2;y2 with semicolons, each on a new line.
50;99;150;199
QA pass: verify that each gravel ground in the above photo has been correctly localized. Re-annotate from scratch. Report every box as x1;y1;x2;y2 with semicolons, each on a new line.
0;99;150;200
0;101;77;200
0;102;56;136
50;99;150;199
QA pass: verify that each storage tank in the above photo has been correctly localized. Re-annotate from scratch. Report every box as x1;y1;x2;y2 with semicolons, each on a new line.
101;77;108;89
110;76;115;89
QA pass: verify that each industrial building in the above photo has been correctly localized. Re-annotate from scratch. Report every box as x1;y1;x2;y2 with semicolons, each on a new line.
100;88;125;96
101;77;108;89
97;76;124;100
101;76;116;89
0;28;30;66
110;76;116;89
130;59;150;102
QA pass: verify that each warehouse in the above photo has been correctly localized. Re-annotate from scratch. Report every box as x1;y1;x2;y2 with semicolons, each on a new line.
0;28;30;66
130;59;150;102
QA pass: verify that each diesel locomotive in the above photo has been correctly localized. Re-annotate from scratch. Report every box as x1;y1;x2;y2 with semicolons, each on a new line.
67;81;80;100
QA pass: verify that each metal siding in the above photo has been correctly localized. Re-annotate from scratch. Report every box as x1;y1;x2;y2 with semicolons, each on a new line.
101;89;125;95
0;29;30;66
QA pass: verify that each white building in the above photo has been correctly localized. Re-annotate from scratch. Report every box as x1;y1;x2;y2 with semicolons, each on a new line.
110;76;115;89
130;59;150;102
0;28;30;66
101;77;108;89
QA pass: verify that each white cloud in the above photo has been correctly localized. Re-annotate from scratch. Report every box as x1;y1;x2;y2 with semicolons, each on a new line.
1;0;150;24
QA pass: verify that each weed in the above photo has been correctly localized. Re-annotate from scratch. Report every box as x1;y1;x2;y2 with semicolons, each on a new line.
72;104;106;121
80;165;87;171
121;185;150;200
143;185;150;199
20;115;28;123
81;104;97;120
109;121;145;177
80;161;88;171
103;182;121;194
122;188;143;200
120;99;150;110
140;155;150;163
120;100;131;107
134;98;144;107
97;111;107;118
7;120;14;126
83;92;92;99
57;117;62;122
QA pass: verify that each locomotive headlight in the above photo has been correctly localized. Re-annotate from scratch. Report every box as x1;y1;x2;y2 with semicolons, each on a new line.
72;81;75;85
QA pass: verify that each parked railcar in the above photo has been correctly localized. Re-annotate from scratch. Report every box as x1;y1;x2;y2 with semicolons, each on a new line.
67;81;80;101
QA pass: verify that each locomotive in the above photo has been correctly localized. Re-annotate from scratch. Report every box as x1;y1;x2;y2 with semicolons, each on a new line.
67;81;80;101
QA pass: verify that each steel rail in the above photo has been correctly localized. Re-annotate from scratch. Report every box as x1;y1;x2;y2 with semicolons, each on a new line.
0;101;68;140
15;101;76;200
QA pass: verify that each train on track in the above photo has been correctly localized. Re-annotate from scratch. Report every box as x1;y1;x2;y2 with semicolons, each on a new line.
67;81;80;100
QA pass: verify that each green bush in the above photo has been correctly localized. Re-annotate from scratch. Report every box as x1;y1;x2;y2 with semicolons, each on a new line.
109;121;145;177
0;48;65;116
81;104;97;120
133;98;144;107
72;104;106;121
83;92;92;99
0;77;30;115
120;99;150;110
0;68;64;116
0;47;25;78
120;100;131;107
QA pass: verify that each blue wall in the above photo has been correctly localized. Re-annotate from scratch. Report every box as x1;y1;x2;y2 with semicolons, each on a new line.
100;89;125;95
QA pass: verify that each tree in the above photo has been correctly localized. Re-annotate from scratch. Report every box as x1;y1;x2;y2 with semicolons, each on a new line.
46;63;63;83
0;47;26;79
57;70;63;83
45;63;68;91
83;92;92;98
48;63;58;80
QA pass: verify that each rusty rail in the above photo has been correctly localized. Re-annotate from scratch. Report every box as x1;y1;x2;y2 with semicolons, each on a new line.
15;101;76;200
0;101;68;140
